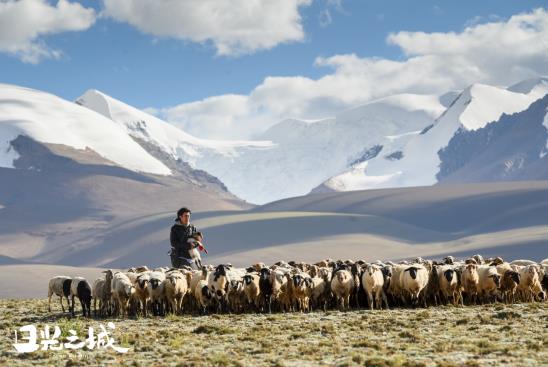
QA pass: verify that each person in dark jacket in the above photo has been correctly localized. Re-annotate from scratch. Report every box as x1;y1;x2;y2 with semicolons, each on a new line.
170;207;200;269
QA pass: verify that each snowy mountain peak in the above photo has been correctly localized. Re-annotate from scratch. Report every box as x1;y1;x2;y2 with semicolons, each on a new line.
451;83;536;131
0;83;171;175
316;77;548;195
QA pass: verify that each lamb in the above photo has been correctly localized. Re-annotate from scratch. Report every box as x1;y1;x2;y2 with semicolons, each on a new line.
91;269;114;317
111;272;136;317
47;276;72;313
330;268;355;311
361;264;388;310
147;271;166;316
477;265;500;303
400;265;429;307
187;232;207;269
499;270;520;304
69;277;92;317
164;271;188;314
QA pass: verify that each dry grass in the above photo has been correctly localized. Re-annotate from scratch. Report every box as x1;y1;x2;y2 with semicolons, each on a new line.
0;299;546;366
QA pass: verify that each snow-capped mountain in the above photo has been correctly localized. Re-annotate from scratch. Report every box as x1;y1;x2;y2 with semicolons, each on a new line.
78;90;446;204
0;83;249;234
315;78;548;193
0;84;170;175
437;93;548;183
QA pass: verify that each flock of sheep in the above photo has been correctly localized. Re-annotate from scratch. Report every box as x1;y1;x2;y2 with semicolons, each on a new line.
47;254;548;317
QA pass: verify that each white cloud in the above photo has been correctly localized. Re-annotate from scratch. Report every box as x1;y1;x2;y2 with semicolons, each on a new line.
101;0;312;56
0;0;96;63
160;8;548;140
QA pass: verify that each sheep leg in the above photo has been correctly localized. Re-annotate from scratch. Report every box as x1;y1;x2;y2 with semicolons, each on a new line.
381;290;389;310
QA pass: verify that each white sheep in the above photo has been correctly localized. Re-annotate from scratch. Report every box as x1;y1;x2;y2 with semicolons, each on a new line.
164;271;188;314
461;264;480;304
477;265;501;303
111;272;136;317
361;264;388;310
91;269;114;317
400;265;428;307
147;271;167;316
331;268;355;311
437;265;461;305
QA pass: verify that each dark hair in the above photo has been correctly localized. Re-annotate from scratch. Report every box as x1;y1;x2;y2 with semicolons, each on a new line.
175;207;191;221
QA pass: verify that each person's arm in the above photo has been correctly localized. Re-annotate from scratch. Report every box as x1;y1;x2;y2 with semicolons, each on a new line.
170;226;177;248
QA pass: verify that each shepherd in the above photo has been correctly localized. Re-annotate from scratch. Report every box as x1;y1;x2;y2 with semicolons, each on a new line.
169;207;207;269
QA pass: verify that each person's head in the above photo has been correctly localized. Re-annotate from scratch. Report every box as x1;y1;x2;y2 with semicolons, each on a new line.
176;207;191;225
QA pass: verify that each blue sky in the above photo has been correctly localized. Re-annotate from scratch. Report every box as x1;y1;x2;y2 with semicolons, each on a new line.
0;0;545;107
1;1;547;139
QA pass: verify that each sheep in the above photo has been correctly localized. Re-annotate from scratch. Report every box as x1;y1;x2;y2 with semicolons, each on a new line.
208;264;231;312
516;265;544;302
147;271;167;316
91;269;114;317
133;271;151;317
291;273;311;312
400;265;429;307
69;277;92;317
164;271;188;315
331;268;355;311
308;275;330;311
499;270;520;304
111;272;136;317
350;263;362;308
424;264;440;306
477;265;501;303
472;254;485;265
193;279;213;314
361;264;388;310
227;279;246;313
242;273;261;311
461;264;480;305
387;264;406;306
48;276;72;313
258;267;273;313
437;265;461;306
279;273;297;312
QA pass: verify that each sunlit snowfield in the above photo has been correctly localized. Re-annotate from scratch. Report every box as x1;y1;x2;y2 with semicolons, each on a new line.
1;299;546;366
